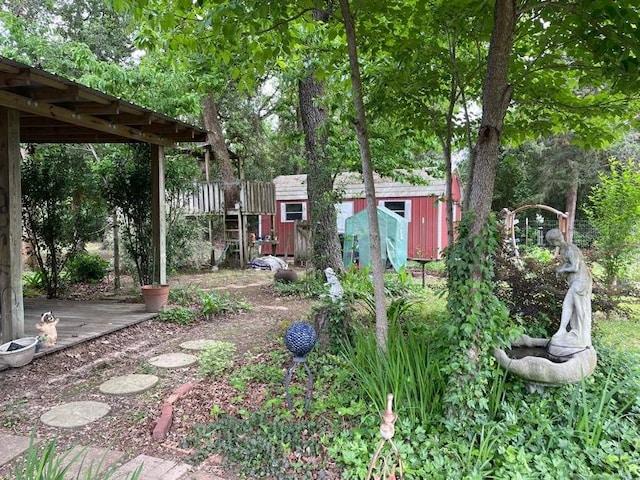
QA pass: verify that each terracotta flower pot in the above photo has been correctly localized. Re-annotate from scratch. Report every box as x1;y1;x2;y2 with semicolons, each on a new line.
141;284;170;313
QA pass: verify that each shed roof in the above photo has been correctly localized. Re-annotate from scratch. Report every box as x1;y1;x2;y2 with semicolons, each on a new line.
0;56;207;147
273;172;447;201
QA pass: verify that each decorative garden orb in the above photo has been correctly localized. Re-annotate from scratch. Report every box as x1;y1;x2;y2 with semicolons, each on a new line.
284;322;317;359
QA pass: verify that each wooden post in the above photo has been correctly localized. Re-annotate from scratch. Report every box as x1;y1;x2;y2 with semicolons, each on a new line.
112;210;120;290
0;107;24;342
151;144;167;285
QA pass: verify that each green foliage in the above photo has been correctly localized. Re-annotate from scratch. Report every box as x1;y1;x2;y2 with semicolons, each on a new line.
422;260;446;276
164;154;206;271
13;436;141;480
584;159;640;285
22;270;47;291
98;147;203;285
339;265;422;317
496;253;627;335
310;295;354;354
98;144;153;286
200;291;252;318
444;212;516;421
21;144;107;297
184;411;333;479
272;273;326;298
519;245;554;264
228;358;284;392
168;285;202;306
198;341;236;378
65;252;110;284
157;307;198;325
341;320;447;426
175;309;640;480
332;340;640;479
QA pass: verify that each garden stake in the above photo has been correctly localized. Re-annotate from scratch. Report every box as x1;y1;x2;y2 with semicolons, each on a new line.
366;393;404;480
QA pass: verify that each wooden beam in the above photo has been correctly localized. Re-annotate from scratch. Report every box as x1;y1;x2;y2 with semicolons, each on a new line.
73;101;121;115
0;89;176;147
30;85;80;102
0;107;25;343
109;113;154;125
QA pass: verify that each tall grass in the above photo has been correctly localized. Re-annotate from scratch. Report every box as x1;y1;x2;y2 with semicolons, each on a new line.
567;372;637;449
341;320;447;425
14;437;142;480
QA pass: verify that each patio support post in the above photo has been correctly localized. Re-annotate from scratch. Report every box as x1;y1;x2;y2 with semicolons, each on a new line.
151;144;167;285
0;107;24;342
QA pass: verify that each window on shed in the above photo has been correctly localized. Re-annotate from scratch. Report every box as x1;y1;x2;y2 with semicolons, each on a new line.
281;202;307;222
381;200;411;220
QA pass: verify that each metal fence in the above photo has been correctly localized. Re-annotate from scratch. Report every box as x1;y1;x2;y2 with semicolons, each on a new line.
513;213;597;249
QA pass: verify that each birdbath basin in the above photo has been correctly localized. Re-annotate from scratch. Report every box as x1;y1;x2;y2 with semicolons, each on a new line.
493;335;597;388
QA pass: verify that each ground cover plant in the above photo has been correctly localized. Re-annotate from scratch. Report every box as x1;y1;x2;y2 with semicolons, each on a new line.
181;265;640;479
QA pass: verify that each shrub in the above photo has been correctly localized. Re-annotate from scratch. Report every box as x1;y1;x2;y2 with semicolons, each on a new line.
200;291;252;318
272;272;326;298
584;159;640;285
495;254;627;335
22;270;46;290
168;285;202;306
198;341;236;377
157;307;198;325
65;252;110;283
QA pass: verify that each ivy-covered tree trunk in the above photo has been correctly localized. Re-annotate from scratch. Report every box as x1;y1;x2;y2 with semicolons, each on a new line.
446;0;516;421
298;7;343;274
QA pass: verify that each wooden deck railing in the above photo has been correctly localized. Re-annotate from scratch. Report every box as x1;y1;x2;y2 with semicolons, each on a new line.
172;180;276;215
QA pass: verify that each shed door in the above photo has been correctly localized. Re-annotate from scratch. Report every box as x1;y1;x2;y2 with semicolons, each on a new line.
335;201;354;234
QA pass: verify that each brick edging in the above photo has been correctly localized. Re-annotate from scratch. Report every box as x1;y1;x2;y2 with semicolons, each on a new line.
152;381;196;441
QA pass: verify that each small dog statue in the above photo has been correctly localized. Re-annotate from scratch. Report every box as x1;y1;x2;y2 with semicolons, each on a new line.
36;311;59;347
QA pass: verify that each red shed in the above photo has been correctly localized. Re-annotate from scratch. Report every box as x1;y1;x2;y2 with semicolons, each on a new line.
263;172;462;261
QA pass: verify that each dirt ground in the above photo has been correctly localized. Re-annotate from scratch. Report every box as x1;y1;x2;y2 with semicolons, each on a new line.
0;268;315;479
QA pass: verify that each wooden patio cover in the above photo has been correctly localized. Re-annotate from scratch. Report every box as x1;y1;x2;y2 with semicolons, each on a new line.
0;55;208;343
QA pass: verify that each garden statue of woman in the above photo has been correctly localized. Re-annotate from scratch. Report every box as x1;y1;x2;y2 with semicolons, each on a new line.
545;228;593;358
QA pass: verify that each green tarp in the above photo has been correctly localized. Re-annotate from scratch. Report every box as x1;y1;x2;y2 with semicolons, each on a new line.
342;206;408;272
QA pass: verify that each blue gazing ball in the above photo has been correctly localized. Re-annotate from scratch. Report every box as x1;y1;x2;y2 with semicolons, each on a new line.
284;322;317;357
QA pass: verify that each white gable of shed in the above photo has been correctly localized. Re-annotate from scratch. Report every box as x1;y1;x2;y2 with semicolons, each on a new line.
273;172;446;201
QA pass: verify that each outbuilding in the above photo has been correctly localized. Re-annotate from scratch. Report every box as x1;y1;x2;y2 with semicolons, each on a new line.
265;172;462;262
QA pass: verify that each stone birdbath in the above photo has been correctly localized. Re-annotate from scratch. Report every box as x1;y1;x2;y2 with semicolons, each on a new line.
493;228;597;392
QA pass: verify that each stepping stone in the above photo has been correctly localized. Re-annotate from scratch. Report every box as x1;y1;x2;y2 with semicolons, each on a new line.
99;374;159;395
0;434;33;467
148;352;197;369
40;401;111;428
179;339;220;351
111;454;191;480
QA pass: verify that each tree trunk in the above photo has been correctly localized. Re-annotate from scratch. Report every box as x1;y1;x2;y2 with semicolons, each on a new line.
466;0;516;234
298;7;343;274
340;0;388;350
201;93;238;206
298;78;343;272
445;0;517;419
